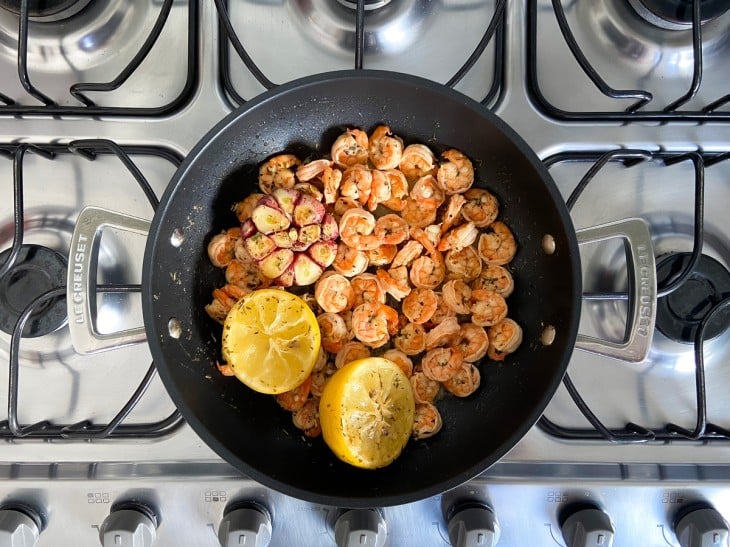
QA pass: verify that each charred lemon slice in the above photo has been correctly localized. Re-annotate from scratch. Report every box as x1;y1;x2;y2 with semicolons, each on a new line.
319;357;415;469
222;289;320;394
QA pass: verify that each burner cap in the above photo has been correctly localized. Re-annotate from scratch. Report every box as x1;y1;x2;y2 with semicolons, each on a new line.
0;244;67;338
335;0;392;11
628;0;730;30
0;0;93;22
655;252;730;343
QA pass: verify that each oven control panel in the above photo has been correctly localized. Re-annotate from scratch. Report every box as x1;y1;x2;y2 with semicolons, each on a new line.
0;476;729;546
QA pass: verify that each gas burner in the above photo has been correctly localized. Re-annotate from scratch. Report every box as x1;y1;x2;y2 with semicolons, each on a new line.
656;252;730;343
627;0;730;30
0;0;92;22
291;0;427;56
335;0;391;11
0;244;67;338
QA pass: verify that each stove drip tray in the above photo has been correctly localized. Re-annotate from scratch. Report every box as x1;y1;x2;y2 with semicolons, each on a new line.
656;252;730;343
0;244;67;338
628;0;730;30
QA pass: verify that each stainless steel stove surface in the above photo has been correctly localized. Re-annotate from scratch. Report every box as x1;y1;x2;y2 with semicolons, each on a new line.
0;1;729;546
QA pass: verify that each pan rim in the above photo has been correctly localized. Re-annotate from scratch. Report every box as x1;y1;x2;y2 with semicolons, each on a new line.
142;69;582;507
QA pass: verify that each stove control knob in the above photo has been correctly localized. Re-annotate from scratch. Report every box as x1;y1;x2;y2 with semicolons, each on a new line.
447;502;500;547
334;509;386;547
675;503;729;547
218;502;272;547
99;503;157;547
0;505;42;547
560;504;614;547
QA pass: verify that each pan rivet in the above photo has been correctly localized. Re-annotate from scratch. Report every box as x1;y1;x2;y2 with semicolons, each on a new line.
542;234;556;255
541;325;556;346
167;318;182;339
170;228;185;248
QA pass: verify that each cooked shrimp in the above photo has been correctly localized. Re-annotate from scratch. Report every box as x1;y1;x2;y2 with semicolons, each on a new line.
412;402;443;440
335;341;371;369
391;240;424;269
455;323;489;362
401;198;438;228
425;316;461;349
276;376;312;411
441;279;472;314
429;292;456;325
402;288;438;324
366;244;397;267
393;322;427;355
445;246;482;282
381;169;408;211
332;242;369;277
207;228;240;268
376;266;412;301
351;302;390;348
233;193;264;222
409;253;445;289
314;271;355;313
259;154;300;194
331;128;369;168
440;194;466;234
410;372;440;404
399;144;436;181
422;347;463;382
470;289;508;327
216;361;235;376
443;363;480;397
471;264;514;297
333;196;360;218
411;175;445;209
488;318;523;353
332;241;368;277
462;188;499;228
340;165;372;207
338;207;379;251
311;361;337;397
437;222;479;252
382;349;413;378
205;284;249;324
225;258;263;290
318;312;350;353
368;125;403;170
436;149;474;194
313;346;328;372
477;221;517;265
350;273;386;308
374;213;410;245
367;170;392;211
321;166;342;204
381;304;400;336
339;309;355;341
296;159;331;182
292;398;321;437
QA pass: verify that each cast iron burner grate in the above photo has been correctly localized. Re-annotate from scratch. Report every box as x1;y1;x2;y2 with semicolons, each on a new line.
527;0;730;121
537;149;730;443
214;0;505;106
656;252;730;343
0;141;183;440
0;0;197;115
0;244;66;337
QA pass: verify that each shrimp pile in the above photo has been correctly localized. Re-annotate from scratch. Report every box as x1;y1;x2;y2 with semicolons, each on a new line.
205;126;522;442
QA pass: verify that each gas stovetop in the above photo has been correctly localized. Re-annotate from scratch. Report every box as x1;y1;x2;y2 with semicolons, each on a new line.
0;1;728;546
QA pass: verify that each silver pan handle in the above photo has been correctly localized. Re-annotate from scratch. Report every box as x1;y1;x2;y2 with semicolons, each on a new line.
574;218;657;363
67;206;150;354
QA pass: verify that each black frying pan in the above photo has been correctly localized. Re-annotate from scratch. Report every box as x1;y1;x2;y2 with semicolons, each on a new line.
142;71;582;507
